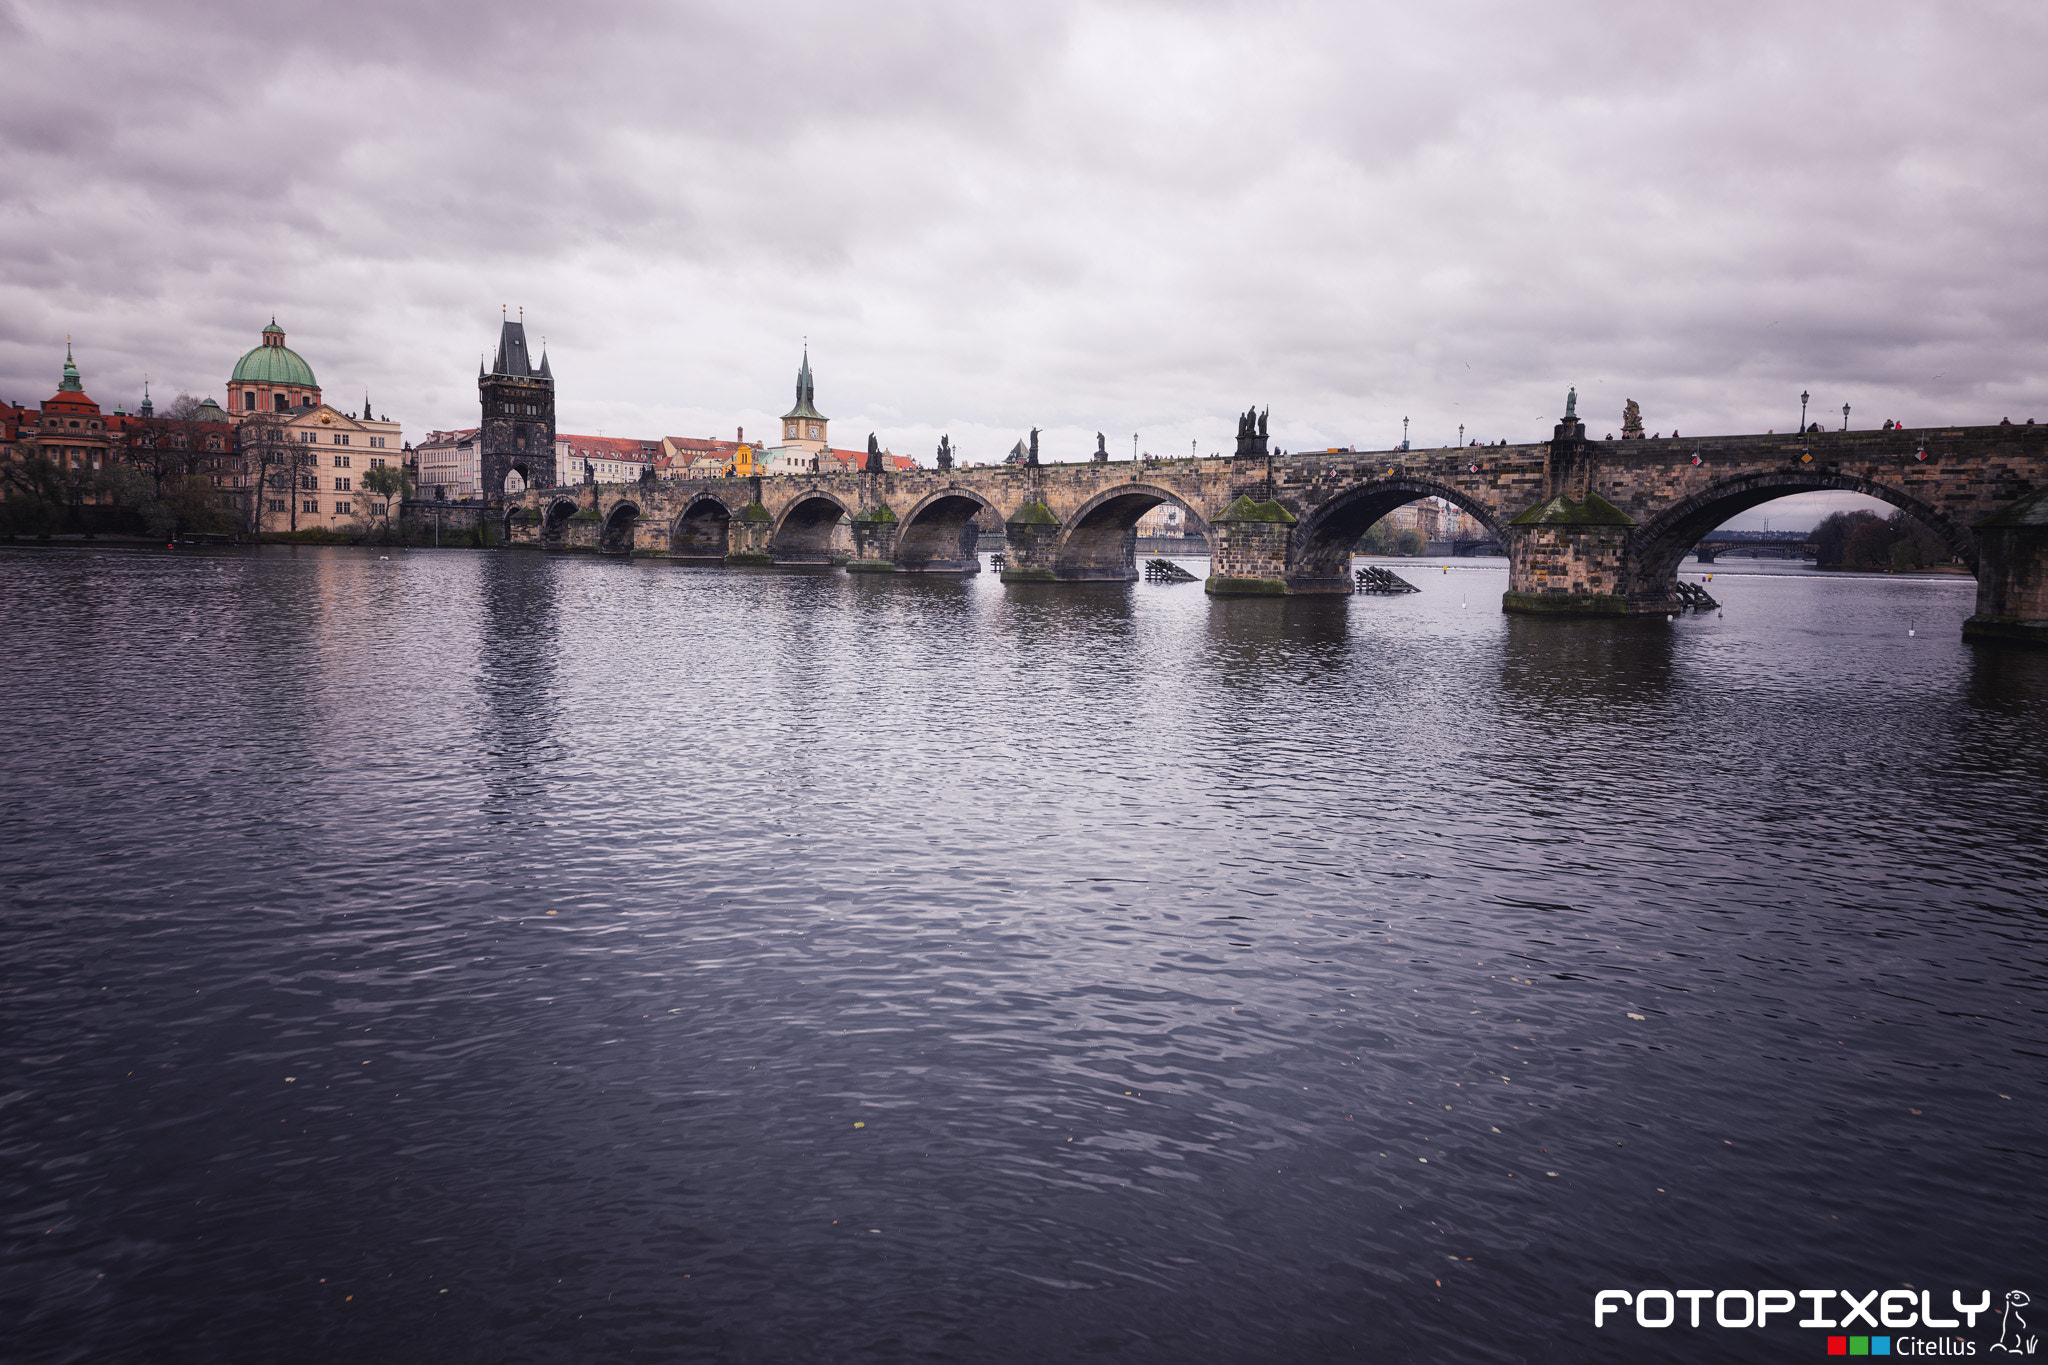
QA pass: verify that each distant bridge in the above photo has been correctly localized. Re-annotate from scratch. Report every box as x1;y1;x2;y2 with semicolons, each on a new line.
501;416;2048;642
1692;531;1815;562
1424;536;1504;557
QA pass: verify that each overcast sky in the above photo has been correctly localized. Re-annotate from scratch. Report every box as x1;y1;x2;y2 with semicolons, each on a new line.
4;0;2043;524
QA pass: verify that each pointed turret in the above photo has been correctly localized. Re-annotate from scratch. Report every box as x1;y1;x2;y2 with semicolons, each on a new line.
58;341;83;393
492;319;534;377
538;348;552;379
781;346;826;423
139;377;154;417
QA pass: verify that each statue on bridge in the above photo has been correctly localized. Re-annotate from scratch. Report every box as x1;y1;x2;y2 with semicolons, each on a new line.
1027;428;1039;467
1235;406;1270;458
865;433;883;474
1094;431;1108;462
1565;387;1578;420
1622;399;1644;440
583;458;595;485
937;434;953;471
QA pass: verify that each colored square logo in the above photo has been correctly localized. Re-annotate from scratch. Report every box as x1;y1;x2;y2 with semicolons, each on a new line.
1829;1338;1847;1356
1851;1339;1869;1356
1872;1341;1891;1356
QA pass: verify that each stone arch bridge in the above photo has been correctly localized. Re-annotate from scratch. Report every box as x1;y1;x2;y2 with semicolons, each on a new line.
504;413;2048;643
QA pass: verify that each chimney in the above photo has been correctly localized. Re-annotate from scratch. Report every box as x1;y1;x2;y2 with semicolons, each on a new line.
737;426;744;444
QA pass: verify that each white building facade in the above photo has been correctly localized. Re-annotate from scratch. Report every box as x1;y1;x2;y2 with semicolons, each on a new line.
414;428;483;501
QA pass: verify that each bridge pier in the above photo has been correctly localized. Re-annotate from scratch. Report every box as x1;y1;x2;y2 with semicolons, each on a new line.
1000;501;1064;582
848;505;899;572
726;502;774;565
1964;487;2048;646
1204;494;1299;595
1500;404;1681;615
1500;502;1648;614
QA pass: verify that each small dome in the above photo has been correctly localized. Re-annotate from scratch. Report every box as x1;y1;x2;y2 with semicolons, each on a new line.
230;319;318;388
193;397;231;423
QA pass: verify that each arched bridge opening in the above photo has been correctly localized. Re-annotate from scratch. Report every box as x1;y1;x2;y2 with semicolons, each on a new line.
1054;485;1209;582
1288;480;1504;592
1629;472;1975;590
540;497;581;547
895;491;996;573
672;497;731;561
772;493;851;565
601;502;640;556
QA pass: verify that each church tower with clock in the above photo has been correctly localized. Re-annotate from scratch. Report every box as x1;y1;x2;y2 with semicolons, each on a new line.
479;310;556;502
779;348;828;456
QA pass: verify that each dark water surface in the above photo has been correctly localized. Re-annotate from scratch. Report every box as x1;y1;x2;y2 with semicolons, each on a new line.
2;546;2044;1363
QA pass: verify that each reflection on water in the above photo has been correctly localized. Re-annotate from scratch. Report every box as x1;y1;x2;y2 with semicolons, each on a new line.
0;545;2043;1365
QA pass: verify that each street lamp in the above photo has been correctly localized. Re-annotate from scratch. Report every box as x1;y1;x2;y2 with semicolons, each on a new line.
1842;403;1850;431
1402;416;1410;451
1459;422;1465;446
1800;390;1810;432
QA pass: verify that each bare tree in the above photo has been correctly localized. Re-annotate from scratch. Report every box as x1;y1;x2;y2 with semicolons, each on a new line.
238;414;311;535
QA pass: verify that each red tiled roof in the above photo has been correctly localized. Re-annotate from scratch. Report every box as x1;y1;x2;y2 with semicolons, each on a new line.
559;433;658;459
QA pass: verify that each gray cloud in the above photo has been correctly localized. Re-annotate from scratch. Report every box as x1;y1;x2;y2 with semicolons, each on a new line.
3;0;2043;498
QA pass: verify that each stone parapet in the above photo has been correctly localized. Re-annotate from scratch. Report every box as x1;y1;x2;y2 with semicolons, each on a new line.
492;423;2048;641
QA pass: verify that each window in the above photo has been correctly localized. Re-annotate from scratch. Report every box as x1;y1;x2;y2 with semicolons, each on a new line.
369;437;385;449
274;394;288;413
244;392;256;411
334;434;349;446
370;502;387;515
335;501;351;515
301;475;318;490
303;499;320;513
369;457;385;468
334;454;350;467
300;431;316;443
268;499;287;513
335;476;351;491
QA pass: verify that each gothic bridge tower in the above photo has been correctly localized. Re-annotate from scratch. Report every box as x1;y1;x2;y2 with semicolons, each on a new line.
479;311;555;502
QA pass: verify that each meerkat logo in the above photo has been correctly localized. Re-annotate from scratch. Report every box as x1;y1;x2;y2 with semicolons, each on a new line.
1991;1290;2035;1354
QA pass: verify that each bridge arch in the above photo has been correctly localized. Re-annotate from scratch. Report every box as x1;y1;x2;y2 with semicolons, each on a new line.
539;495;582;547
895;486;1001;572
771;490;854;564
1630;469;1975;583
1288;477;1505;585
600;500;640;555
1052;481;1211;580
670;493;734;560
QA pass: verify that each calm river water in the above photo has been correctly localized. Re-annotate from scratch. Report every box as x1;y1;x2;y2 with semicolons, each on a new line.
2;546;2043;1364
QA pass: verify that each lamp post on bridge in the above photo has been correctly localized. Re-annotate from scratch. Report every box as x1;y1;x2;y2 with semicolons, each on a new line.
1459;422;1465;447
1842;403;1851;431
1800;390;1810;432
1401;416;1410;452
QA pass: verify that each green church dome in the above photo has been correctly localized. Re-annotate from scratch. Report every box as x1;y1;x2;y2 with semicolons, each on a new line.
230;319;318;388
